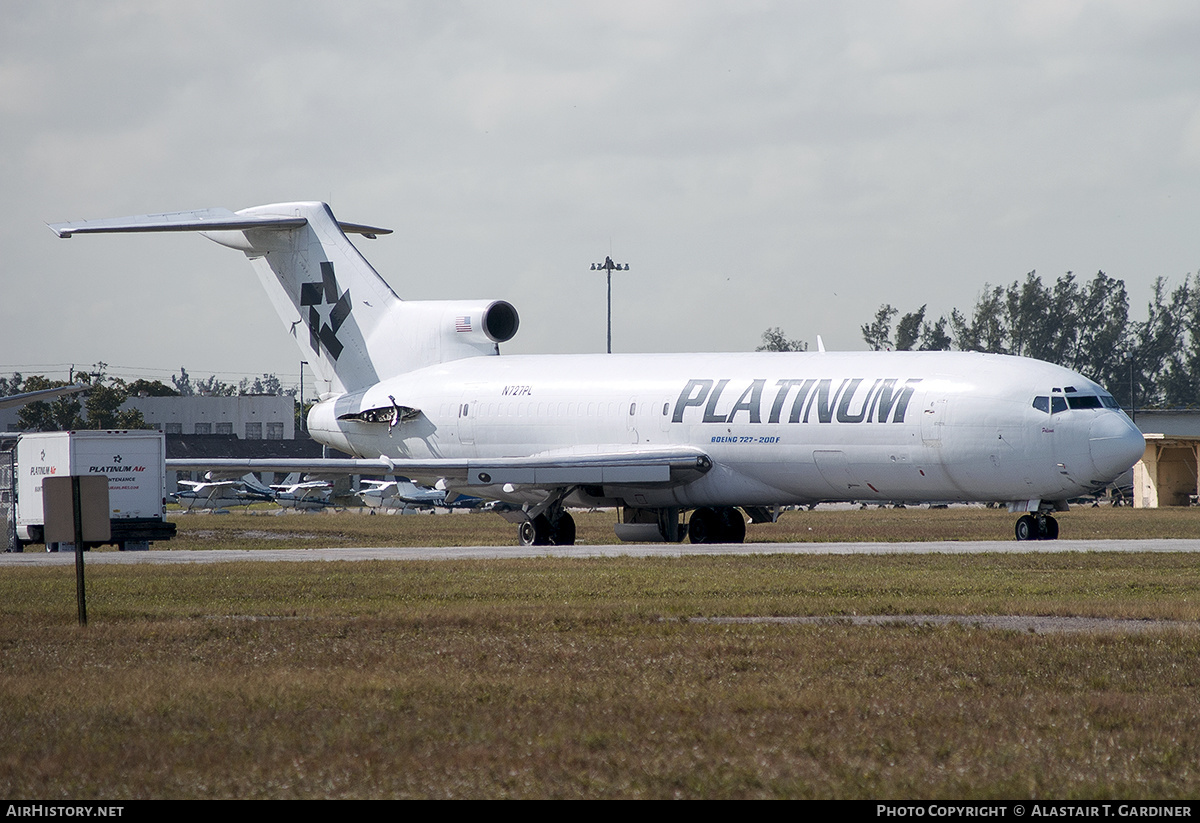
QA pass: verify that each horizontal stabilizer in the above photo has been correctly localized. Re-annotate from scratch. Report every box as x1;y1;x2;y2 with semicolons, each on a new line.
0;384;88;411
48;209;391;239
48;208;306;238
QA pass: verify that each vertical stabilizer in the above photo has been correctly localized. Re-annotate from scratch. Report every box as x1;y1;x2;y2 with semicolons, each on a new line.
201;202;401;394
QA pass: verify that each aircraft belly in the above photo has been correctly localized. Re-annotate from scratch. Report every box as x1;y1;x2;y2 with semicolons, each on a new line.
651;426;930;505
933;421;1071;502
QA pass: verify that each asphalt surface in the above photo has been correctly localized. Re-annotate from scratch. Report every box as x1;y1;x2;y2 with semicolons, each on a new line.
6;538;1200;565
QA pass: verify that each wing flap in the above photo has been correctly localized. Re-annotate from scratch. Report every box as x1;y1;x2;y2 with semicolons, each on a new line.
166;448;712;488
467;463;671;486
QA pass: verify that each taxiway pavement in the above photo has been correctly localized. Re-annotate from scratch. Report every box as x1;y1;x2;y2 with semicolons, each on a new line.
4;538;1200;565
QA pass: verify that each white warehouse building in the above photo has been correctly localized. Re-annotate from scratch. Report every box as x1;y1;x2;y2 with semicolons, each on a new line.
121;395;296;440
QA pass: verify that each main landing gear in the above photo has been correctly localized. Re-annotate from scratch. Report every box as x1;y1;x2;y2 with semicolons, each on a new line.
615;506;749;544
1014;513;1059;541
518;510;576;546
514;486;579;546
686;506;747;544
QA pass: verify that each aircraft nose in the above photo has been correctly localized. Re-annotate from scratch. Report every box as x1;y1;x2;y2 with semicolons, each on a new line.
1089;412;1145;481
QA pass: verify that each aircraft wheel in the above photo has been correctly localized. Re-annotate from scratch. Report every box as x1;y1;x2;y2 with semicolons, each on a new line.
518;515;552;546
718;507;746;544
658;521;685;543
550;512;576;546
688;507;720;544
1040;516;1059;541
1014;515;1037;541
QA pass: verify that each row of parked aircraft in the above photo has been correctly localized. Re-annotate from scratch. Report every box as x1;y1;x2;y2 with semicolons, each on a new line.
50;201;1146;544
172;473;483;513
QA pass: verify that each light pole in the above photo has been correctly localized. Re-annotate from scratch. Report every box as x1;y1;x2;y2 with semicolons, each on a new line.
299;361;308;434
590;255;629;354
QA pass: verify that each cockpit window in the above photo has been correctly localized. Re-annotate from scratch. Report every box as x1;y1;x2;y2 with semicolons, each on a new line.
1033;396;1069;413
1036;393;1120;414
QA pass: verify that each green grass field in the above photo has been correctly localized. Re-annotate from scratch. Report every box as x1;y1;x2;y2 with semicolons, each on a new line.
3;507;1200;799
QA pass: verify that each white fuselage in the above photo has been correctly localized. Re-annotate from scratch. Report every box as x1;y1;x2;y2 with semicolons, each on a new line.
308;349;1145;509
173;484;243;511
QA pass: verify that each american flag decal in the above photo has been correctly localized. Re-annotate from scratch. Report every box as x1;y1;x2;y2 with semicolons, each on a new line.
455;316;472;333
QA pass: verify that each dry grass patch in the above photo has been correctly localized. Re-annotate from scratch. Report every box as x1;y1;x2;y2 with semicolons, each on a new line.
4;615;1200;799
3;553;1200;798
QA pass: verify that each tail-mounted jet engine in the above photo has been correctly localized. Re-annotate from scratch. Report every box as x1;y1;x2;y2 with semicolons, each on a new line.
416;299;520;363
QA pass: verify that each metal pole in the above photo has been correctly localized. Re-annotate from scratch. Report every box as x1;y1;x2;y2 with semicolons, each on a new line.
299;361;308;434
1129;358;1136;423
591;256;627;356
607;268;612;355
71;476;86;627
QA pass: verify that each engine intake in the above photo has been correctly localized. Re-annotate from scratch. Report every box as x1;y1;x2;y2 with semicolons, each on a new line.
479;300;519;343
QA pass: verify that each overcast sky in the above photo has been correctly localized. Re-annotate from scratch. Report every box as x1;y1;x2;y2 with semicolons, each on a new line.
4;1;1200;393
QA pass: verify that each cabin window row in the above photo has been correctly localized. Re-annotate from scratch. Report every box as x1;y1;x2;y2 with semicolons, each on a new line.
458;401;633;419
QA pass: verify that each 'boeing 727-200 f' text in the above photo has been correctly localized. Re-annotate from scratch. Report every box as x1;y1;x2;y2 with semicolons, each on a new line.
48;202;1145;545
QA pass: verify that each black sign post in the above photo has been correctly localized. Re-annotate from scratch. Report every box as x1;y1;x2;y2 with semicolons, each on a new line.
43;475;110;627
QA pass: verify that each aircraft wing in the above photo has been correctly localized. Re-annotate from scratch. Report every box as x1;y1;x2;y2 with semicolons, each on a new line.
284;482;332;501
165;447;713;488
178;479;237;487
177;480;237;491
358;480;396;491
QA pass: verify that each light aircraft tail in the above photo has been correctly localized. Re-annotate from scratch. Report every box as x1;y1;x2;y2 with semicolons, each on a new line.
49;202;520;395
238;473;275;499
276;472;303;488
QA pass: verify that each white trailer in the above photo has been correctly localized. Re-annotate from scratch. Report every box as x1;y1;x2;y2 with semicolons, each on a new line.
13;430;176;551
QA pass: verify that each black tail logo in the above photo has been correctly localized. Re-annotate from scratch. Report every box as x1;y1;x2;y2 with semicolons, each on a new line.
300;262;351;360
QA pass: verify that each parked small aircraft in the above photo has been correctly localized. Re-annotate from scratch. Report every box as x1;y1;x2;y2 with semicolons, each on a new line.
357;477;488;511
171;473;275;511
269;473;334;510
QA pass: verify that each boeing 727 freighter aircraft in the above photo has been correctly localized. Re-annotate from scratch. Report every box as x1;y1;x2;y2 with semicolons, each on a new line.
48;202;1145;545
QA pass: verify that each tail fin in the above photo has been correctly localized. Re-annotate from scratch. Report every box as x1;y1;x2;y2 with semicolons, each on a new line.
239;473;274;497
50;202;519;395
208;202;401;394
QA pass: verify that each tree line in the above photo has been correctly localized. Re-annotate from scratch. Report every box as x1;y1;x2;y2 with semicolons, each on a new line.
0;366;295;433
761;270;1200;410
